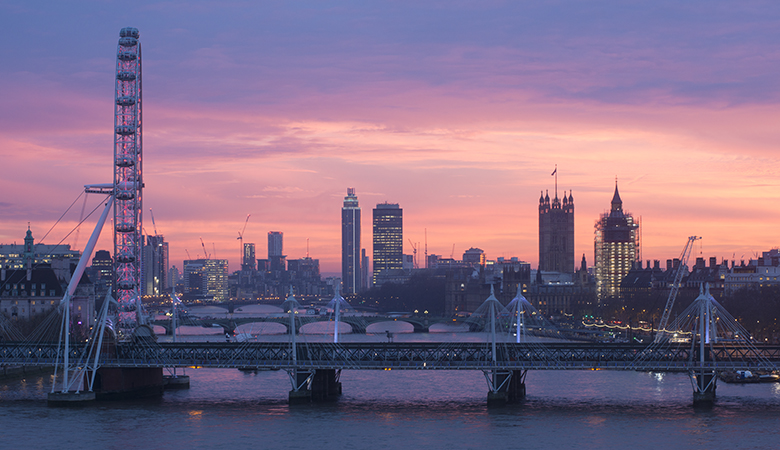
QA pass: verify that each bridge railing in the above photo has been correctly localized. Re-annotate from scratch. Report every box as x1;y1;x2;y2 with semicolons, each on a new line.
3;342;780;371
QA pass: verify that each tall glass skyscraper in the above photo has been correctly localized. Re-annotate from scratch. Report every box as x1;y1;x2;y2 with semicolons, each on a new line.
142;234;168;296
341;188;361;295
267;231;285;274
373;202;403;286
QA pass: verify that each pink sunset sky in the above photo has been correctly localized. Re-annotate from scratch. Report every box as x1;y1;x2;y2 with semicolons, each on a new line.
1;1;779;275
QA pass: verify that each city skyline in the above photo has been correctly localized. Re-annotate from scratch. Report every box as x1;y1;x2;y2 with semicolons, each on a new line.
2;3;780;274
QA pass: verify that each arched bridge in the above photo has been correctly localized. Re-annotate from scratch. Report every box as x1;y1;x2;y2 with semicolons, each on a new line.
151;315;467;335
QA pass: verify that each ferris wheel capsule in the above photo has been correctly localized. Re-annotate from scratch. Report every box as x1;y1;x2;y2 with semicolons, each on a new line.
118;51;137;61
117;96;136;106
115;125;136;135
119;27;140;39
119;37;138;47
117;71;136;81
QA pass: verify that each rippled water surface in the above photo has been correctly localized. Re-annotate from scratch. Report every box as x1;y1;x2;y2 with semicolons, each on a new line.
2;367;780;450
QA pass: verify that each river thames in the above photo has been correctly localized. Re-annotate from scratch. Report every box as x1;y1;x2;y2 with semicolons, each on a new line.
2;365;779;450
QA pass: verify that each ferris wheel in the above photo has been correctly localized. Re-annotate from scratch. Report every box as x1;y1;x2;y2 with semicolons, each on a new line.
113;27;143;330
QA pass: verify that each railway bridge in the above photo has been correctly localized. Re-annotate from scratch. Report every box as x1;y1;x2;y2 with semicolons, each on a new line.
3;339;779;406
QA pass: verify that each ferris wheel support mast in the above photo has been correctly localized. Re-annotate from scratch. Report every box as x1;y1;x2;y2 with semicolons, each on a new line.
113;27;143;333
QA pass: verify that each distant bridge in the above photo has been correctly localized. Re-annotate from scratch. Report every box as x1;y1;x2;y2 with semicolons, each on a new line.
151;316;467;335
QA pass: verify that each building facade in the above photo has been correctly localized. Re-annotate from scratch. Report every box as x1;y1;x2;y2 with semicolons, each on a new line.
182;259;229;302
0;227;80;270
268;231;283;258
242;243;256;271
142;234;168;296
88;249;113;299
373;202;403;286
594;182;639;300
725;249;780;293
538;188;575;273
341;188;362;295
267;231;285;276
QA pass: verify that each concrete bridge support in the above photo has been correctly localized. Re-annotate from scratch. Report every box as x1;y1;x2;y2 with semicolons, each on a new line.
288;369;342;403
486;369;526;407
312;369;342;401
288;370;313;403
690;369;717;406
94;367;164;400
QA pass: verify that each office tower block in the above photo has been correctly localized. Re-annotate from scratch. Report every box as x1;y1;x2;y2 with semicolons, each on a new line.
183;258;229;302
268;231;283;257
142;235;168;296
268;231;285;274
341;188;361;295
243;243;256;271
373;202;403;286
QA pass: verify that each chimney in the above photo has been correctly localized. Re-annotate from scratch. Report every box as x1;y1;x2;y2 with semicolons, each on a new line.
666;259;673;271
709;257;717;268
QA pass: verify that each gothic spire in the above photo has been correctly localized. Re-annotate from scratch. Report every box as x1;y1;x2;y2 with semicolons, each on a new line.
611;179;622;212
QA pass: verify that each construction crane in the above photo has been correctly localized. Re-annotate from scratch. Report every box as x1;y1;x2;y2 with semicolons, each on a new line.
424;229;428;269
237;214;250;267
185;249;192;260
408;239;418;269
149;208;159;235
450;244;455;259
656;236;701;341
200;237;210;259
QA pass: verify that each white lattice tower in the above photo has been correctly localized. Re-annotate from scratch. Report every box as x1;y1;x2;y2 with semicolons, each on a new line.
113;27;143;332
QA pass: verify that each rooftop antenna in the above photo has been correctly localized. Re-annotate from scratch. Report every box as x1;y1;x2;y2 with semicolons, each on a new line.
424;228;428;269
306;238;309;258
552;164;558;199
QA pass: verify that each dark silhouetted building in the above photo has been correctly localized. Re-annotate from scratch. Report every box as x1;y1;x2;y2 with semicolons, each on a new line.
538;182;574;273
341;188;361;295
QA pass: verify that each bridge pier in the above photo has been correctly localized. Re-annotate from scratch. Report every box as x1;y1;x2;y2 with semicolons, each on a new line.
690;369;717;406
312;369;342;401
93;367;164;400
288;369;342;403
288;370;313;403
485;369;526;407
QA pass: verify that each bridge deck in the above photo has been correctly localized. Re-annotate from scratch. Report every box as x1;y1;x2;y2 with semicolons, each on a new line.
3;342;780;372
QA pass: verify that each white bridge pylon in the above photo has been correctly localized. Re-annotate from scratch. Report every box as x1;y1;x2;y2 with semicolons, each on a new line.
52;189;115;396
